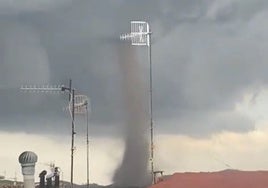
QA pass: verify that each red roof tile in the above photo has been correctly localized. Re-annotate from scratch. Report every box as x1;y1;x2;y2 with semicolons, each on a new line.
149;170;268;188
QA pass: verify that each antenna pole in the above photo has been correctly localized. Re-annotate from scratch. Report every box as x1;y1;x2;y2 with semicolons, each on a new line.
148;31;154;184
61;79;75;188
69;80;72;101
20;79;86;188
86;104;90;188
120;21;156;184
70;88;75;188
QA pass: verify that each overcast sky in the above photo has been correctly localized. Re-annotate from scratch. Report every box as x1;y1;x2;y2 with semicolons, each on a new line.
2;0;268;185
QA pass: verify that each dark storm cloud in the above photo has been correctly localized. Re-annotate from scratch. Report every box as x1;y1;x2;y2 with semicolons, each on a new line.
0;0;71;14
206;0;268;22
1;0;267;136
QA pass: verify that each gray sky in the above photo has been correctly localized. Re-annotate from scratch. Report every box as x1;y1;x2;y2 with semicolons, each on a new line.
1;0;267;137
2;0;268;185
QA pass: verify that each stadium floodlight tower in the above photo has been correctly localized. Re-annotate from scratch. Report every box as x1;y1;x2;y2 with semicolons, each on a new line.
120;21;155;184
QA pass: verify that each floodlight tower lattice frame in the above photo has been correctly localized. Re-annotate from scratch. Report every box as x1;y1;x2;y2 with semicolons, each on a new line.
120;21;155;184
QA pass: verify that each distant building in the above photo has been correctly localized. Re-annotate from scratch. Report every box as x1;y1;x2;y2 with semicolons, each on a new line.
149;170;268;188
0;179;23;188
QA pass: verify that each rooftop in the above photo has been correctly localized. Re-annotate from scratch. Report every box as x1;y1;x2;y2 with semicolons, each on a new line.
149;170;268;188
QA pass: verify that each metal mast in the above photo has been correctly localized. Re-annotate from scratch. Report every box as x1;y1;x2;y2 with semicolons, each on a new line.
86;102;90;188
20;79;83;188
120;21;155;184
148;28;154;183
70;94;90;188
61;80;75;188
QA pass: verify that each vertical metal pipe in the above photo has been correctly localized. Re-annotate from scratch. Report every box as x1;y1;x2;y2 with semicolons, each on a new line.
148;31;154;184
71;88;75;188
86;104;89;188
68;80;72;101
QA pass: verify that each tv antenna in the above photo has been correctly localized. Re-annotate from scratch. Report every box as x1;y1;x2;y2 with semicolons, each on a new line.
120;21;155;184
21;79;89;188
71;95;91;188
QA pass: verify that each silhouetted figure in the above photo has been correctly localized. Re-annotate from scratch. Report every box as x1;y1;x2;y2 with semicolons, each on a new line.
39;170;47;188
54;167;60;188
46;177;52;188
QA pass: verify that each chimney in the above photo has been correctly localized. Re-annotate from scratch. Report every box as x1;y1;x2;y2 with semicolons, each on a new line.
54;167;60;188
18;151;38;188
39;170;47;188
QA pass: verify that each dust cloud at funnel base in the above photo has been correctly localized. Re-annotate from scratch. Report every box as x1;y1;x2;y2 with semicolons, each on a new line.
113;44;150;187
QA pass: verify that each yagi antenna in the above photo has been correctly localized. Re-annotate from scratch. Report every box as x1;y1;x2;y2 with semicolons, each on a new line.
20;80;89;188
20;85;64;93
120;21;156;184
120;21;151;46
